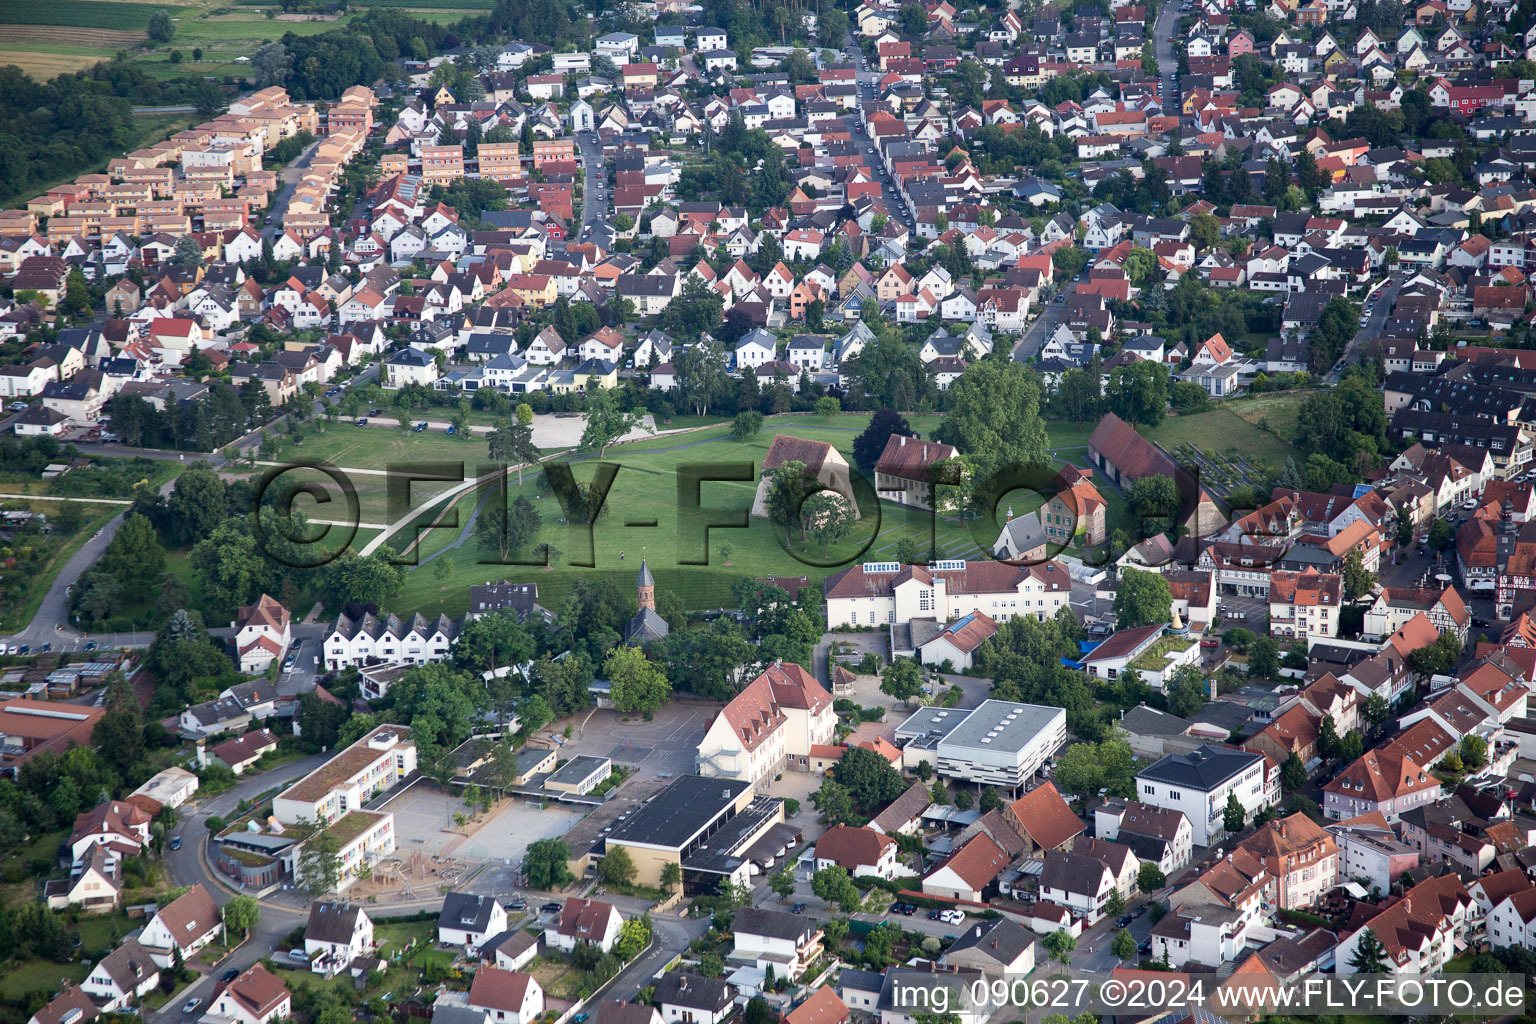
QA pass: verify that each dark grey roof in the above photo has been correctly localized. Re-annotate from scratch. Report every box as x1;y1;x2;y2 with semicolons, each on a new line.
1135;744;1263;791
650;973;731;1012
438;892;501;932
306;902;367;945
731;906;814;943
1119;704;1192;737
1040;848;1110;897
943;917;1037;967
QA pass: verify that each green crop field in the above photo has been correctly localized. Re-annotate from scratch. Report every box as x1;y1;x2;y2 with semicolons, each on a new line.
2;0;171;29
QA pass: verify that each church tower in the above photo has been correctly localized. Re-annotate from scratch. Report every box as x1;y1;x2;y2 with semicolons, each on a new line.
637;560;655;611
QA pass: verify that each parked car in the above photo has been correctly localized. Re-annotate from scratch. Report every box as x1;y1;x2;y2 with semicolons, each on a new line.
1472;616;1490;628
183;999;202;1015
355;417;368;426
40;642;50;653
1138;940;1152;955
507;897;528;910
415;422;429;431
221;969;239;983
446;424;457;435
541;902;562;913
170;836;181;850
85;641;96;651
791;902;807;914
1117;914;1133;928
941;909;964;925
1200;638;1219;648
17;645;27;656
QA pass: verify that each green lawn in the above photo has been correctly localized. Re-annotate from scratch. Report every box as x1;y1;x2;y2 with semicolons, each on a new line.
1048;407;1300;479
389;414;1040;615
0;958;89;1000
1226;390;1316;446
2;0;170;30
0;503;120;633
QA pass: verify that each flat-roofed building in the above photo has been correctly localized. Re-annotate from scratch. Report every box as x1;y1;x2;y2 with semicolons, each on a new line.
272;725;416;826
602;774;784;894
894;699;1065;786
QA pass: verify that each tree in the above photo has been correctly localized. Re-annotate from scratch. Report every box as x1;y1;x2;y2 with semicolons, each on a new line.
834;745;907;813
1342;548;1376;602
1318;715;1341;761
1164;667;1206;718
167;464;228;545
579;388;647;457
1347;928;1388;974
1247;635;1279;679
605;646;670;718
1282;753;1307;792
99;512;165;591
931;361;1050;482
599;845;637;886
852;410;914;476
802;492;856;555
1427;517;1454;553
731;409;765;440
815;396;841;420
769;867;795;901
223;895;260;937
147;10;175;42
1114;568;1172;628
1043;928;1076;966
1105;889;1127;918
1222;792;1245;834
1138;862;1166;891
251;42;291;87
298;828;342;897
1112;928;1137;962
1124;475;1181;538
880;657;925;703
810;866;862;912
171;236;203;267
1459;733;1488;769
1106;360;1169;427
660;861;683;894
523;837;574;889
488;420;540;484
762;460;816;538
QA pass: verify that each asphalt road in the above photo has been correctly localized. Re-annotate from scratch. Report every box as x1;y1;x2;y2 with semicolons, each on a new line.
261;140;322;242
1012;274;1082;361
845;33;917;233
1154;1;1180;108
1328;275;1402;384
576;130;608;238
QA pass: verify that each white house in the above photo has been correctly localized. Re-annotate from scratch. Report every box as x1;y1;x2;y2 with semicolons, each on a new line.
543;898;624;953
139;884;222;968
81;939;160;1012
729;907;823;980
1135;745;1277;846
1038;848;1118;922
383;347;440;388
202;964;291;1024
438;892;510;952
467;969;545;1024
735;329;776;368
272;725;418;827
813;825;910;879
304;903;374;974
233;594;291;675
651;973;734;1024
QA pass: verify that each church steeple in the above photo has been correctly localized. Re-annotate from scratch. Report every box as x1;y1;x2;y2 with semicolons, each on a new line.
637;559;655;611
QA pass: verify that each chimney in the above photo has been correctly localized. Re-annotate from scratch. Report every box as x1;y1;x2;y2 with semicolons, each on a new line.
1279;822;1287;839
899;435;907;447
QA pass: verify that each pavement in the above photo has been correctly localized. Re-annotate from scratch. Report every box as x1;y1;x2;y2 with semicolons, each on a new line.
1154;2;1180;108
1012;274;1082;362
846;34;917;234
260;140;322;242
1329;274;1402;383
576;130;608;237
